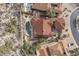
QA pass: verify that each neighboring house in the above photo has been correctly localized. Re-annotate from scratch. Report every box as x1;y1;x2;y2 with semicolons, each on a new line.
32;3;51;12
54;17;65;32
30;17;54;38
31;3;63;17
31;3;51;17
36;40;68;56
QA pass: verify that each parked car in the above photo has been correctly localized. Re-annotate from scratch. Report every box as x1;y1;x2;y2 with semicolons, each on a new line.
76;15;79;31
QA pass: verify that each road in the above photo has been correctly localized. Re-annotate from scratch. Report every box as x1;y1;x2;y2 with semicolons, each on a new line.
70;8;79;46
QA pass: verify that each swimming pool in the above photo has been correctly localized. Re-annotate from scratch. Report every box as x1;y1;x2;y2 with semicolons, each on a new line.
25;16;31;37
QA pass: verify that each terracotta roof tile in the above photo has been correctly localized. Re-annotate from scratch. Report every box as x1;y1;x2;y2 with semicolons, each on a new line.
32;3;51;11
54;17;65;32
37;40;67;56
31;17;53;37
39;48;46;56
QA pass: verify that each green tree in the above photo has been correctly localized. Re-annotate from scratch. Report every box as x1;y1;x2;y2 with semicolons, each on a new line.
0;40;13;55
20;40;40;56
5;19;17;33
69;48;79;56
47;7;57;18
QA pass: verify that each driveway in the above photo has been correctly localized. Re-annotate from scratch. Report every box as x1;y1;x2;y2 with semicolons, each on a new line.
70;8;79;46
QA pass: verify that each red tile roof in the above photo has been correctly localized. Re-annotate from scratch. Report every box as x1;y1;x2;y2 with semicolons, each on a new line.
48;42;64;56
37;40;67;56
54;17;65;32
32;3;62;13
31;17;53;38
38;48;46;56
32;3;51;11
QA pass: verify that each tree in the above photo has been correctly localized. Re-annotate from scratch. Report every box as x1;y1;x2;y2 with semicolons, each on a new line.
0;40;13;55
69;48;79;56
5;19;17;33
20;40;40;56
47;7;57;18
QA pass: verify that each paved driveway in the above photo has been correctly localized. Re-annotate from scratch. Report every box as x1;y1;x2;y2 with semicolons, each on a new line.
70;8;79;46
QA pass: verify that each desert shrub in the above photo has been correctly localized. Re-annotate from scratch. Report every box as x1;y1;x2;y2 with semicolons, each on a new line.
5;19;17;33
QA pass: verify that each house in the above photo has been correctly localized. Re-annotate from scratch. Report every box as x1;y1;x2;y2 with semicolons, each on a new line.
54;17;65;32
30;17;54;38
31;3;51;17
36;40;68;56
32;3;51;12
31;3;63;17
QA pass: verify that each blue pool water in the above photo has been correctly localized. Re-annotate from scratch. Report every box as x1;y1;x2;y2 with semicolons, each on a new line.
26;16;31;37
